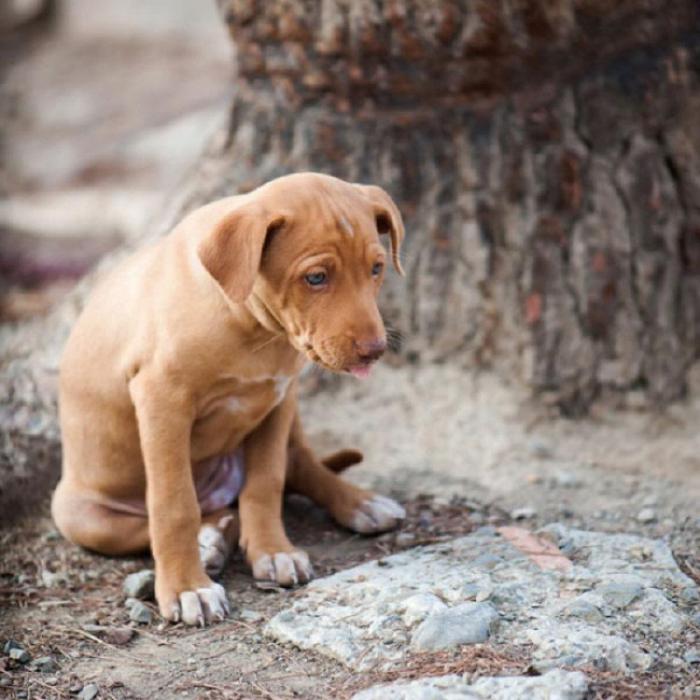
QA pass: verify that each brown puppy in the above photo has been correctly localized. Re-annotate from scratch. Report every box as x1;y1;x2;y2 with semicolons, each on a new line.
52;173;406;626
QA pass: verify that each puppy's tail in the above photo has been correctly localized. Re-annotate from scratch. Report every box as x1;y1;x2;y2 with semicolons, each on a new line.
322;449;364;473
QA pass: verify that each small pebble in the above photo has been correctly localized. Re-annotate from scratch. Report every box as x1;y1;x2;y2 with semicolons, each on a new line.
528;439;553;459
3;639;22;655
680;587;700;604
128;601;152;625
78;683;99;700
684;649;700;665
9;647;31;664
31;655;57;673
511;506;537;520
395;532;416;547
551;471;582;488
239;609;263;623
123;570;155;600
637;508;657;524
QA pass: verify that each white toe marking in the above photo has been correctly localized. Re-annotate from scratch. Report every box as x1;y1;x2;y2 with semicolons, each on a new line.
252;554;275;581
180;591;204;626
351;495;406;534
198;525;230;577
274;553;297;586
252;551;313;585
176;582;229;626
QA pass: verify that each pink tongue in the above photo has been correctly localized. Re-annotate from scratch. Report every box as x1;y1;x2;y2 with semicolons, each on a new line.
349;364;373;379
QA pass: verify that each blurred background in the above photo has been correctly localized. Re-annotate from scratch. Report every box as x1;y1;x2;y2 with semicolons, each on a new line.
1;0;700;541
0;0;232;320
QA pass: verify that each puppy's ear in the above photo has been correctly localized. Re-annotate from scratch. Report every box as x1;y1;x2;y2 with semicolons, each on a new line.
197;202;285;303
356;184;405;275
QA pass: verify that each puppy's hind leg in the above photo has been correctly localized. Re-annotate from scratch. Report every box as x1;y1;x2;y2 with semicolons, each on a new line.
51;480;150;556
286;415;405;535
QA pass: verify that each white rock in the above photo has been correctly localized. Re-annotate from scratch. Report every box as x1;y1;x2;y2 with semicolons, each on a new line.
400;593;447;626
266;525;697;672
352;669;589;700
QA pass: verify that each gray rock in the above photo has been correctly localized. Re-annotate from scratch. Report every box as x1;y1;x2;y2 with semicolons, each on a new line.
395;533;417;547
267;525;697;672
410;603;499;652
528;439;554;460
401;593;446;626
78;683;99;700
352;669;589;700
30;655;57;673
123;570;155;600
636;508;656;524
3;640;22;655
472;553;503;569
9;647;31;663
551;471;582;488
128;600;152;624
680;587;700;604
683;648;700;664
596;580;643;609
511;507;537;520
559;599;605;624
240;609;264;623
527;622;651;673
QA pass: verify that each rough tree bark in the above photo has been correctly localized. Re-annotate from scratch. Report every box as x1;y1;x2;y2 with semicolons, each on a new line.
2;0;700;519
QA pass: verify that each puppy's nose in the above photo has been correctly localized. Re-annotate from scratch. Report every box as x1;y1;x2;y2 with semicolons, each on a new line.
355;338;386;363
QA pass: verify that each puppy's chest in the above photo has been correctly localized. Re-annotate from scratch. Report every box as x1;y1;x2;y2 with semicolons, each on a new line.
191;373;294;458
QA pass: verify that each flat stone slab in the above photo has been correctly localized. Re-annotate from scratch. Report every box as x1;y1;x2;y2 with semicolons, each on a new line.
352;669;589;700
266;525;698;673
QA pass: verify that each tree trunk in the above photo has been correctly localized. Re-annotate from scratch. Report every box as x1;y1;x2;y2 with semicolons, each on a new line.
2;0;700;518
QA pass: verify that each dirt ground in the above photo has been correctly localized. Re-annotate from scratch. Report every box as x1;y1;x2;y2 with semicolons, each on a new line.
1;364;699;698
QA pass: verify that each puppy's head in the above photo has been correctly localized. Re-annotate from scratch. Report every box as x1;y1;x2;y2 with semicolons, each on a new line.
198;173;404;377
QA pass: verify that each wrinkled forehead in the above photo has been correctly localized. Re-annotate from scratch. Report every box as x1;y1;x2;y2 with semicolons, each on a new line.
258;176;378;241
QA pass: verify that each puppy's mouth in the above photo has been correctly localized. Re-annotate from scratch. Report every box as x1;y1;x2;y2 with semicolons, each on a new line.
299;338;380;378
345;359;377;380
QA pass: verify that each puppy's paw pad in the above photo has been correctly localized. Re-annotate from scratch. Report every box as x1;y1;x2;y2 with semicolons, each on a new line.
252;550;313;587
350;494;406;534
169;582;230;626
198;525;230;578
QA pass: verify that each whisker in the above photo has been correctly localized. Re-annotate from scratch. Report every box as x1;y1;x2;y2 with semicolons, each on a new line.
384;325;405;353
250;334;284;354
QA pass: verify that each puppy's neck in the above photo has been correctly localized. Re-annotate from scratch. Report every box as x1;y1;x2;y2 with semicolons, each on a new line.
245;291;287;337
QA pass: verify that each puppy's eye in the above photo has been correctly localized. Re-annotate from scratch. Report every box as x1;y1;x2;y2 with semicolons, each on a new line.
371;262;384;277
305;271;327;287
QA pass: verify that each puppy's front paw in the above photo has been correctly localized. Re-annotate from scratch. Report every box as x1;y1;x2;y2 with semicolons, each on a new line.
349;494;406;534
158;579;230;626
250;549;314;587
